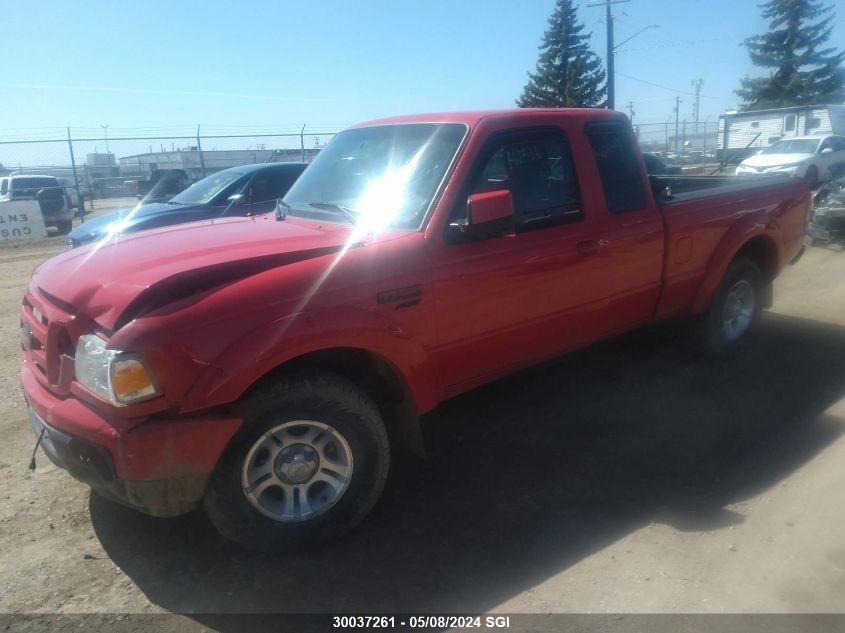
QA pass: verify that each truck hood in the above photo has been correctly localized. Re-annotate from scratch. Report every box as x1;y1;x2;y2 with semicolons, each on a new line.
32;214;364;331
741;153;812;168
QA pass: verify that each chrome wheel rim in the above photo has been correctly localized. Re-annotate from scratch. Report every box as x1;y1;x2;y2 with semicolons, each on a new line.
241;420;353;523
722;279;755;341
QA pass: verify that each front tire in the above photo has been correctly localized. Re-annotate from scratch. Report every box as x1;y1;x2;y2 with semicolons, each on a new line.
694;257;763;358
56;219;73;235
204;370;390;552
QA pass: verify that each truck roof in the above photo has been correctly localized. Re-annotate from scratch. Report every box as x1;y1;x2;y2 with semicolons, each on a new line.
351;108;626;129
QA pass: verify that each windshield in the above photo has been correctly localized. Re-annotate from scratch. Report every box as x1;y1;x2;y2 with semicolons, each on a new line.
282;123;466;230
763;139;820;155
169;170;245;205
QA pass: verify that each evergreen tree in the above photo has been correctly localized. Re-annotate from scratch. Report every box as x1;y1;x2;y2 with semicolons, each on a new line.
737;0;845;110
518;0;606;108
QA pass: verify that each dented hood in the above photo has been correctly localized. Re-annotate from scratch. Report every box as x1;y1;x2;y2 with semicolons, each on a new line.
32;214;358;330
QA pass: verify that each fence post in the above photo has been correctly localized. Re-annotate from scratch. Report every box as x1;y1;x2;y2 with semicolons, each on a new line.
300;124;306;163
196;124;207;178
67;127;85;221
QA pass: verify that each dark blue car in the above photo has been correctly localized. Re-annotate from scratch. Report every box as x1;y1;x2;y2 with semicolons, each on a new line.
69;162;307;247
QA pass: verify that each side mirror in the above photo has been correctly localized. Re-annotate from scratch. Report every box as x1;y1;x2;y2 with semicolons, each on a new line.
449;190;514;239
821;147;834;155
467;190;514;225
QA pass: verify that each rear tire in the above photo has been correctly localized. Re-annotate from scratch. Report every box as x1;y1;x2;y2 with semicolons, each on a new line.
203;370;390;552
693;257;763;358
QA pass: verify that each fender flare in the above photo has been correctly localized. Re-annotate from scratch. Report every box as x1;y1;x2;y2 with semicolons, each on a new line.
690;211;781;314
179;307;438;418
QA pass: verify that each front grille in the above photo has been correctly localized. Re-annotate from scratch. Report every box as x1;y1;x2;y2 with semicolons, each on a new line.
21;290;76;395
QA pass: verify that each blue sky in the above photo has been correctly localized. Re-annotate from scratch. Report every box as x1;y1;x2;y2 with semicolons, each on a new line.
0;0;842;138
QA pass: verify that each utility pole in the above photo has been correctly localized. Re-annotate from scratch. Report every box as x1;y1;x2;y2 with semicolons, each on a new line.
100;124;112;176
627;101;635;123
691;78;703;135
100;125;110;156
587;0;630;110
673;96;681;152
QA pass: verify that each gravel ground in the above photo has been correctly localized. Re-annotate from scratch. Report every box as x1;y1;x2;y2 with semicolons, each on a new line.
1;237;844;628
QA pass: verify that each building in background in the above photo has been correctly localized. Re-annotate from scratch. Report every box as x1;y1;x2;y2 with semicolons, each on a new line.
118;147;321;180
85;153;117;178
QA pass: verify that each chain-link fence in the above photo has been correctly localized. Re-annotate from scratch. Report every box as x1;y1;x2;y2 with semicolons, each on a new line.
0;126;340;213
634;120;722;170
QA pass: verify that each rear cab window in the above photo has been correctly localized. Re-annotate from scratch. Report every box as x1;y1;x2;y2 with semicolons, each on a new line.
10;177;61;199
585;121;648;214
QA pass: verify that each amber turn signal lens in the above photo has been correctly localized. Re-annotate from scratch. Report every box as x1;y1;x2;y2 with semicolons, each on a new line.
111;358;158;403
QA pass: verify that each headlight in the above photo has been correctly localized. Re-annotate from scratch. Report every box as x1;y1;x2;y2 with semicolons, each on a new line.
75;335;116;401
74;334;161;405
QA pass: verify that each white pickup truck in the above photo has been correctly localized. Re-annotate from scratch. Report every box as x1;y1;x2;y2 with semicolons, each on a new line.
0;174;74;234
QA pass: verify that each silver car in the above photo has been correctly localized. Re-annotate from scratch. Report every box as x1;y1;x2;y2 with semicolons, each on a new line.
736;134;845;187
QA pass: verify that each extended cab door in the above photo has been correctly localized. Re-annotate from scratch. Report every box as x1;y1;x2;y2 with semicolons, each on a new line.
427;123;663;393
581;120;665;329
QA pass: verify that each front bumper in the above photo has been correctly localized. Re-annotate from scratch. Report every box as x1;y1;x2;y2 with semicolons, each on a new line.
737;166;802;178
21;364;242;517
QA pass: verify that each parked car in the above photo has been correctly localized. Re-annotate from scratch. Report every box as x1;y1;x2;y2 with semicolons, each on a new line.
22;109;810;551
642;152;682;175
0;174;74;234
135;168;193;203
736;134;845;186
69;162;307;246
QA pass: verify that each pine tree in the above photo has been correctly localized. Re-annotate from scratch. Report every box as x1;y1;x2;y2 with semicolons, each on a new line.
518;0;606;108
737;0;845;110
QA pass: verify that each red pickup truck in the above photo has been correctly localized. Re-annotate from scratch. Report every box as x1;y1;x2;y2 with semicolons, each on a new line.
21;109;809;550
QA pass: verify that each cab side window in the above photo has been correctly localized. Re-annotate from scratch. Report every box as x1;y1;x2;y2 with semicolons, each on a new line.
467;131;582;231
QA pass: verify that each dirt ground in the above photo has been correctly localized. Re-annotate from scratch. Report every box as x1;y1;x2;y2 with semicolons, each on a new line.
1;232;845;626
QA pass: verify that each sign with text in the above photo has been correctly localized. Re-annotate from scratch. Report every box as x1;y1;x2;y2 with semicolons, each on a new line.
0;201;48;242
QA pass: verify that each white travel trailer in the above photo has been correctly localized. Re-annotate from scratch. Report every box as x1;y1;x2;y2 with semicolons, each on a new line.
718;104;845;158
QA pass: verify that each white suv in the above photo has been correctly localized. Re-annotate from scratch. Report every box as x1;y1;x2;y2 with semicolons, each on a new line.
0;175;74;234
736;135;845;187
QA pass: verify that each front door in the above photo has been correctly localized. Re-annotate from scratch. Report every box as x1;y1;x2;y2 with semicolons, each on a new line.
428;127;627;392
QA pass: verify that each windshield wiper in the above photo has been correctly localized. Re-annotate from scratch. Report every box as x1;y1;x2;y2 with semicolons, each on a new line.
307;202;358;224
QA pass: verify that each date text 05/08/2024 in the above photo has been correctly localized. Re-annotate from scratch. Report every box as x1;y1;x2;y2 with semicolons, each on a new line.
333;615;511;629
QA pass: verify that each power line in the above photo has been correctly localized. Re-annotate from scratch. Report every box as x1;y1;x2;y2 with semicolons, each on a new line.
615;71;735;101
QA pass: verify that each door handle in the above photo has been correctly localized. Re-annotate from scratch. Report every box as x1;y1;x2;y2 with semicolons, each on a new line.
577;238;608;257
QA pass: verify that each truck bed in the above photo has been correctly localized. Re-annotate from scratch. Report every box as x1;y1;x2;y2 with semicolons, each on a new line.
650;174;794;201
652;175;810;319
